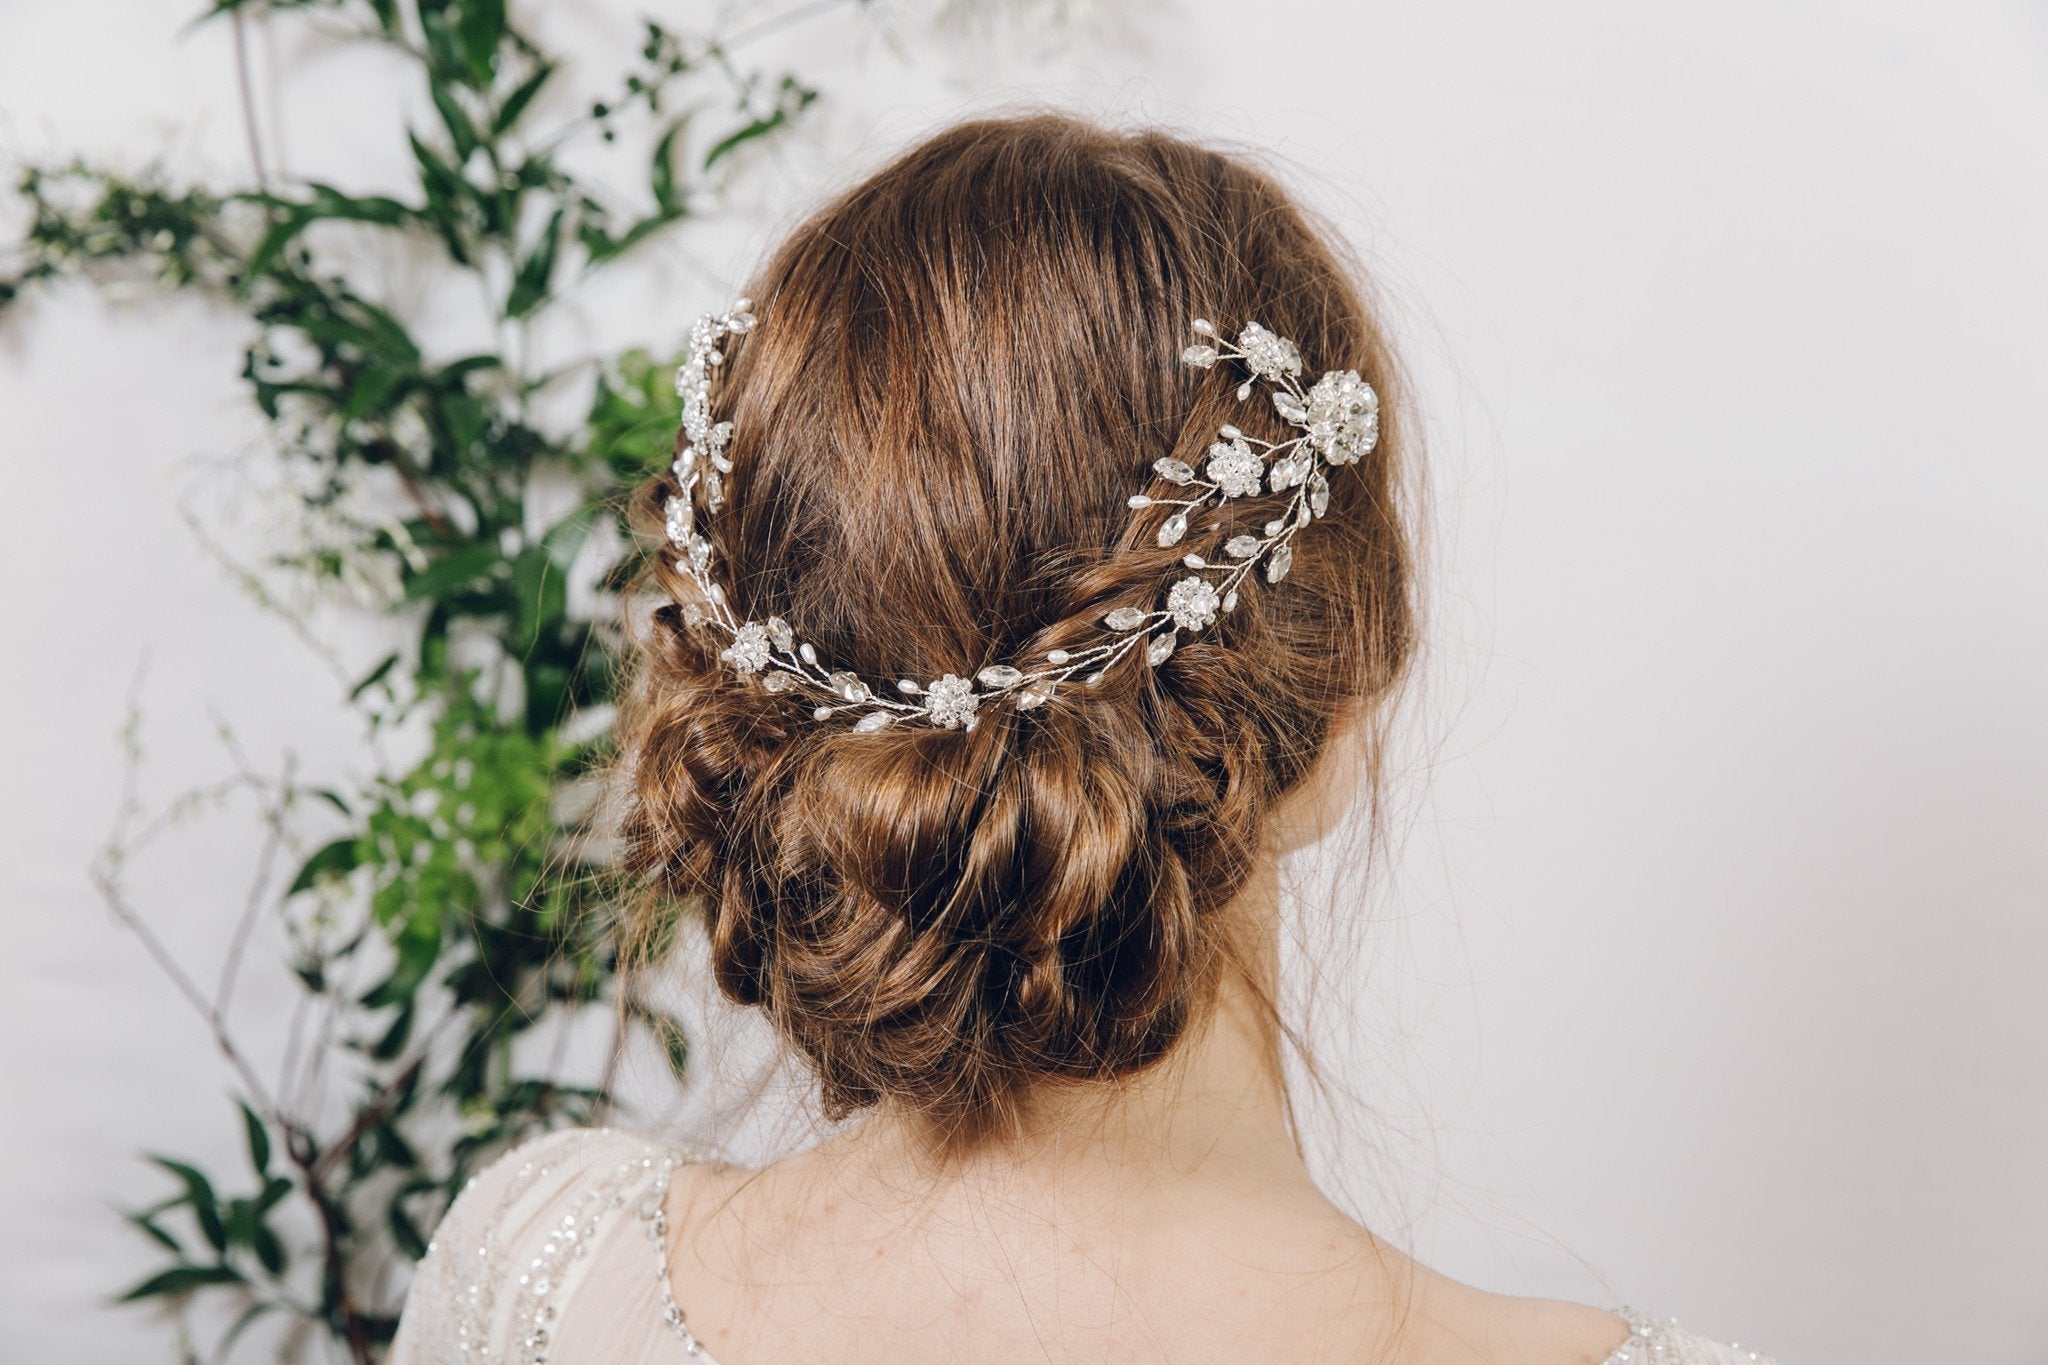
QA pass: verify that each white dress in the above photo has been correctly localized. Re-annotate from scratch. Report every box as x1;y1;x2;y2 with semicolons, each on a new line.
386;1126;1786;1365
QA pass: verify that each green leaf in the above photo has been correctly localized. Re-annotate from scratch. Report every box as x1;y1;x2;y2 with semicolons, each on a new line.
456;0;506;86
289;838;361;896
252;1223;287;1276
349;652;401;702
703;82;815;172
218;1300;277;1355
505;207;563;319
402;543;501;602
408;133;474;265
257;1175;293;1212
509;546;565;655
127;1210;182;1255
430;82;481;162
148;1155;218;1211
431;354;502;387
341;361;413;420
307;787;353;816
369;999;415;1060
237;185;416;293
239;1101;271;1175
651;118;689;216
116;1263;243;1302
637;1005;691;1082
492;61;555;135
143;1156;229;1254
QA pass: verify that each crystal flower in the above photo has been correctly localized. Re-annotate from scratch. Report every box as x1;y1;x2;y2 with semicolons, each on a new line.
1206;438;1264;499
1166;575;1220;632
1303;369;1380;465
924;673;980;729
722;621;771;673
1235;323;1302;381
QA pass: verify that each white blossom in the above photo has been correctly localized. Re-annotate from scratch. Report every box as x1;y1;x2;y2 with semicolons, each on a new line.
1303;369;1380;465
722;621;772;673
1235;322;1302;381
1166;575;1220;632
1205;438;1264;499
924;673;980;729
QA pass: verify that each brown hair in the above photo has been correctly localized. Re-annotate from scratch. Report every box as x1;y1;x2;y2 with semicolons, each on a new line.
611;112;1417;1151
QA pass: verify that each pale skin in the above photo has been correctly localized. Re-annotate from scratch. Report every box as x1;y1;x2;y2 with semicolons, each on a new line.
658;704;1637;1364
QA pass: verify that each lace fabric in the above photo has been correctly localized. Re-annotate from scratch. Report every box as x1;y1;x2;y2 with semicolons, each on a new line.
386;1126;1785;1365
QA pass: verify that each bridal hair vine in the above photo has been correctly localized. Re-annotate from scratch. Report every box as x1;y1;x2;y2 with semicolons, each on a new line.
663;302;1379;732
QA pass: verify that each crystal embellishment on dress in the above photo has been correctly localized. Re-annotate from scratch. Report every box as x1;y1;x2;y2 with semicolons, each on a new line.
1602;1304;1785;1365
640;1143;730;1364
664;305;1379;730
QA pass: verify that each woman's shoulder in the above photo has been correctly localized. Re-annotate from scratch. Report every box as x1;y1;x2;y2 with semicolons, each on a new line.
386;1124;724;1364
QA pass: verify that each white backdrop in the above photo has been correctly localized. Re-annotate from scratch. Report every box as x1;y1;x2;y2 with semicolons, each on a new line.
3;2;2044;1363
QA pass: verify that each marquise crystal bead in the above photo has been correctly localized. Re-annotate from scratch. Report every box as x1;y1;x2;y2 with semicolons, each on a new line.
1154;457;1195;483
1017;680;1056;708
1104;606;1149;631
1266;542;1294;583
1225;535;1262;558
978;665;1024;688
1147;632;1177;665
1156;510;1188;546
852;711;894;733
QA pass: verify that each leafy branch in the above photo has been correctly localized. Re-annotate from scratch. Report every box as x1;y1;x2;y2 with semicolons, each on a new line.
4;0;865;1358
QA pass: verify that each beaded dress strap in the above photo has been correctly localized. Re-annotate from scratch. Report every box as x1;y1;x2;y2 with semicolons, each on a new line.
639;1140;729;1362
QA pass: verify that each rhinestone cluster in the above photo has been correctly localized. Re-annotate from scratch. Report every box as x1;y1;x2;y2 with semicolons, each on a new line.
664;304;1378;731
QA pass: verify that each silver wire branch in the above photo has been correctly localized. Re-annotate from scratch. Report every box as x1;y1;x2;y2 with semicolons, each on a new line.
663;307;1379;731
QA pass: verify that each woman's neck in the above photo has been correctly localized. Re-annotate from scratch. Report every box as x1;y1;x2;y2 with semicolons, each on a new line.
791;845;1325;1214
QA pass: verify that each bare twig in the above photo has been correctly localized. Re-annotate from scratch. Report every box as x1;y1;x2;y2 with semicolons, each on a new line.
230;9;271;191
93;655;279;1119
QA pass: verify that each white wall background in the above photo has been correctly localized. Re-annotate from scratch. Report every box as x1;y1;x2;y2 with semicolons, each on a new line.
2;2;2043;1363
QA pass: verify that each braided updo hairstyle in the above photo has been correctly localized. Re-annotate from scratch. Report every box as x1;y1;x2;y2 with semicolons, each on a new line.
612;112;1417;1149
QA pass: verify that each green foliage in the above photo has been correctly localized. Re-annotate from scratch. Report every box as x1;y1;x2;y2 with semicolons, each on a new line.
2;1;851;1358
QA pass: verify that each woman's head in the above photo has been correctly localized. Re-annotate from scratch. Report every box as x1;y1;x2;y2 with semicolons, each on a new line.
614;112;1417;1149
